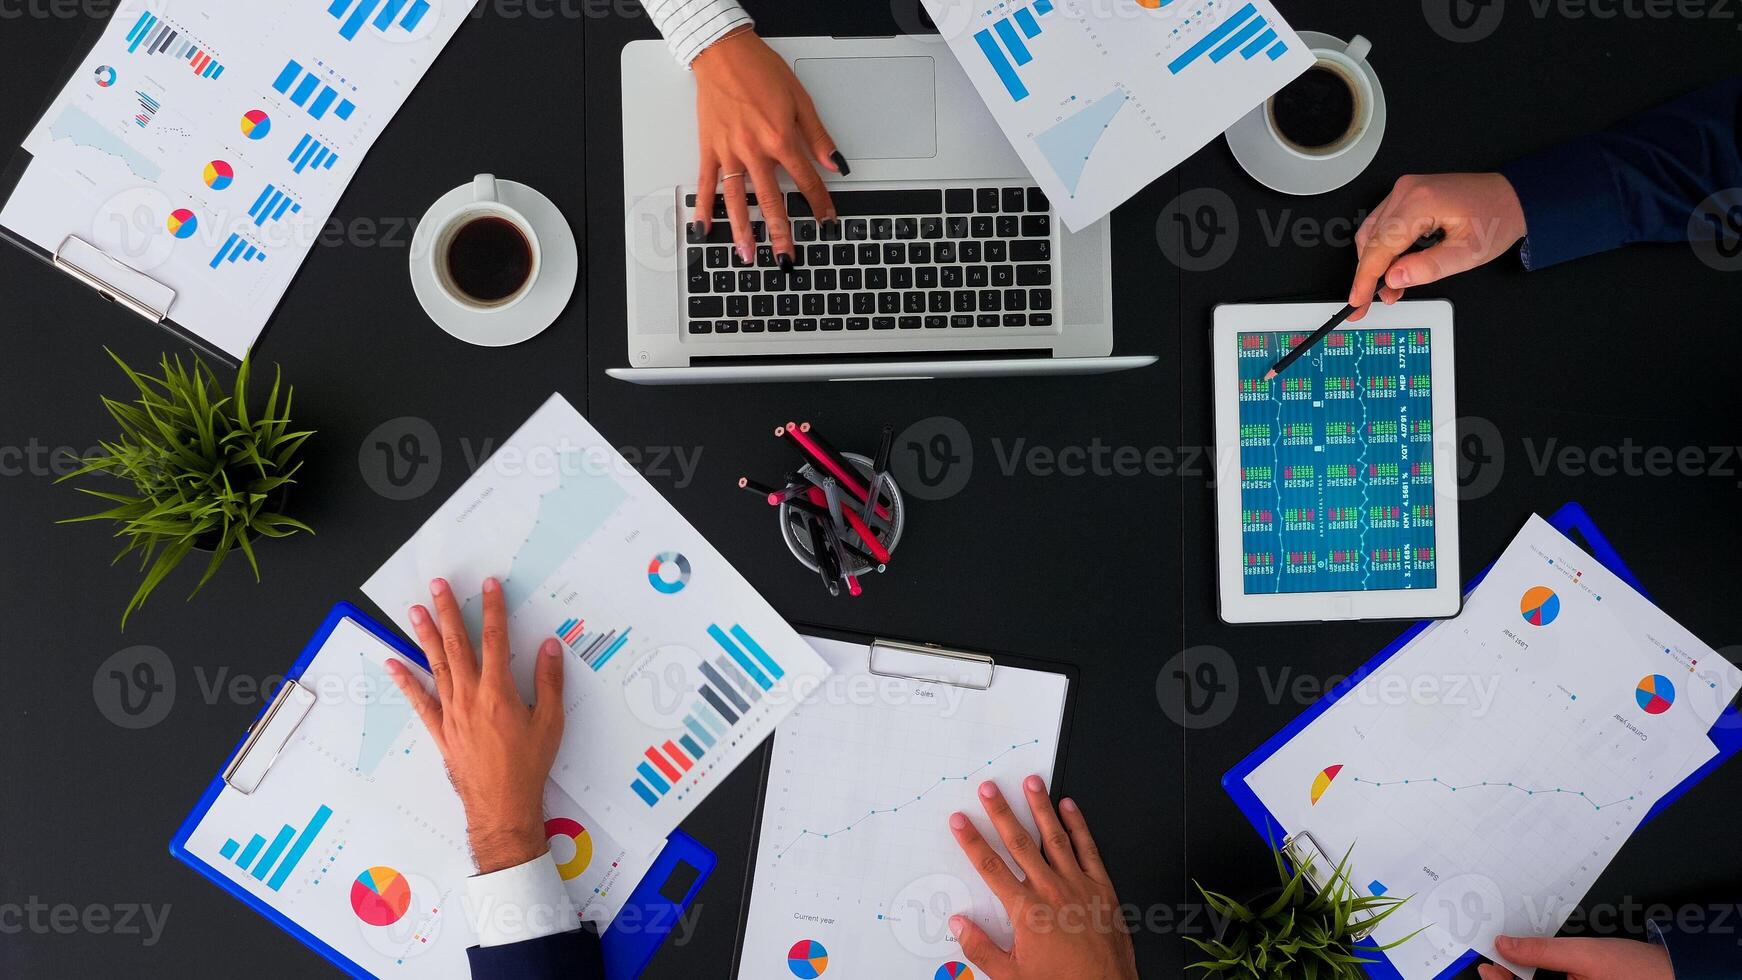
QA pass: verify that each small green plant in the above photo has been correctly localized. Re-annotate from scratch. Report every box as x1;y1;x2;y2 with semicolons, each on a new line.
1187;842;1416;980
60;349;314;627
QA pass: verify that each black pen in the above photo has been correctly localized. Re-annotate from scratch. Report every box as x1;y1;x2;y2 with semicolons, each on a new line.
860;424;894;527
1266;229;1447;380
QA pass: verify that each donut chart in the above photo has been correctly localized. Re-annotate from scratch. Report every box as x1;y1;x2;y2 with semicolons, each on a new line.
786;939;829;978
1635;674;1676;715
94;65;117;87
648;552;692;594
350;866;413;927
545;816;594;881
1520;586;1560;627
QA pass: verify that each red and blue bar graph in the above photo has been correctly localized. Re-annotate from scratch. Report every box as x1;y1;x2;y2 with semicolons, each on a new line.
125;11;226;78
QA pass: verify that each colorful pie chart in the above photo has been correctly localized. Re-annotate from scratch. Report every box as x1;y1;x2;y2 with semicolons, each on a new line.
1520;586;1560;627
350;866;413;927
203;160;234;190
936;963;976;980
1636;674;1676;715
545;816;594;881
240;109;271;140
166;209;198;239
1310;764;1343;806
94;65;117;87
648;552;692;594
786;939;829;978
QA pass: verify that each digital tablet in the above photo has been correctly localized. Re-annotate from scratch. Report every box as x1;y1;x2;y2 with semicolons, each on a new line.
1213;300;1461;624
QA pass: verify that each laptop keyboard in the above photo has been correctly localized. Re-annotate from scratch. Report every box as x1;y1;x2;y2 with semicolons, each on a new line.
682;187;1058;337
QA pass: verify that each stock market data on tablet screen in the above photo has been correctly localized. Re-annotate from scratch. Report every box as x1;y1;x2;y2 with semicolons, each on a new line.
1236;329;1438;595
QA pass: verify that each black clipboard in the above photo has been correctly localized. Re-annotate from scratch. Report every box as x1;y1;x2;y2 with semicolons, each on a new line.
728;624;1080;979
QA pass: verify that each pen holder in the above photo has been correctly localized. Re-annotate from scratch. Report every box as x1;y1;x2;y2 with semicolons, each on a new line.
779;453;905;577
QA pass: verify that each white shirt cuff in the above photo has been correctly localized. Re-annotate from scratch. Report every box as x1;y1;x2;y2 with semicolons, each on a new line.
646;0;755;67
465;852;580;948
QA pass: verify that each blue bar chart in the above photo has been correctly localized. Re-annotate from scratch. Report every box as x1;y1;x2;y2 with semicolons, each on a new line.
974;0;1055;102
211;233;268;269
555;618;633;672
630;623;786;807
288;134;341;174
1166;2;1289;75
247;185;302;227
271;60;358;122
326;0;433;42
219;805;332;891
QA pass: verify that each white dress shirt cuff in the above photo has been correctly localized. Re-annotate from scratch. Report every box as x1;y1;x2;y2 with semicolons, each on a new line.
646;0;755;67
465;852;580;949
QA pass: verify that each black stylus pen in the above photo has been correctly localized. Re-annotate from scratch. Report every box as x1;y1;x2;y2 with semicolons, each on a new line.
1266;229;1447;380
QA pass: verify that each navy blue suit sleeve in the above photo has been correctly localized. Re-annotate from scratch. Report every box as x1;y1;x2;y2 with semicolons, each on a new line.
467;927;604;979
1651;915;1742;979
1499;76;1742;269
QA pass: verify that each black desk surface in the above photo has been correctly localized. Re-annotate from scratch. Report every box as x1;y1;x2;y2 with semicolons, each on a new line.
2;3;1738;976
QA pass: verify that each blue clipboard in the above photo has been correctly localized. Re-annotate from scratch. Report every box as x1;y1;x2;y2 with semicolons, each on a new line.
1222;502;1742;979
169;602;717;979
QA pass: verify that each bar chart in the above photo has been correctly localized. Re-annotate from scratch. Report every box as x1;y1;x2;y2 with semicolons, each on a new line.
974;0;1055;102
210;232;268;269
272;60;358;122
123;10;226;79
1165;1;1289;75
217;804;333;891
132;90;161;129
326;0;435;42
556;618;633;672
629;623;786;807
247;184;302;227
288;135;340;174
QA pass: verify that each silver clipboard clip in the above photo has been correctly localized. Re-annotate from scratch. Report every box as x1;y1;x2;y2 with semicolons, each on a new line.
868;638;996;691
52;235;176;324
222;680;318;795
1282;830;1375;942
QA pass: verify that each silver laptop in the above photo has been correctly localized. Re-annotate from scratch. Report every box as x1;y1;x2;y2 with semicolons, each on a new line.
612;35;1157;385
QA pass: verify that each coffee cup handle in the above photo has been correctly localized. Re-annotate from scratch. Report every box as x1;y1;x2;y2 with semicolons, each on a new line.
473;173;499;204
1344;34;1372;64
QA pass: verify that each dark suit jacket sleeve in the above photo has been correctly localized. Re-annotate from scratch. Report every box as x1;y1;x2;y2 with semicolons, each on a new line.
1499;76;1742;270
1651;914;1742;979
467;927;605;979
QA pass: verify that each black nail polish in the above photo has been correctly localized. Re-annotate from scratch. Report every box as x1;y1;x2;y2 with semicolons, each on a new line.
777;253;795;273
830;151;852;177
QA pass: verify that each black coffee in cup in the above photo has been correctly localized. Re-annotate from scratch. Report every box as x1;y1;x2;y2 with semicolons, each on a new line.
1270;63;1361;153
445;216;533;304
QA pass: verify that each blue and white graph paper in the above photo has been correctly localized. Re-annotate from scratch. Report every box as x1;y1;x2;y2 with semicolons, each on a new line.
923;0;1311;229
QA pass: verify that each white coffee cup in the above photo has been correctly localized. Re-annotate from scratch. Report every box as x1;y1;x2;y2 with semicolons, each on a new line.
429;174;542;313
1264;35;1375;162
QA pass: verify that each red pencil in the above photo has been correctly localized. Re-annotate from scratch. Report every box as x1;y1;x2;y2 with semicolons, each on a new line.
806;486;891;564
784;423;891;522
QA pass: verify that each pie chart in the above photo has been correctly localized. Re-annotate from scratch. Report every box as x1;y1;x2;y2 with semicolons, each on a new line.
166;209;198;239
786;939;829;978
1636;674;1676;715
203;160;234;190
936;963;976;980
350;866;413;927
1310;764;1343;806
240;109;271;140
1520;586;1560;627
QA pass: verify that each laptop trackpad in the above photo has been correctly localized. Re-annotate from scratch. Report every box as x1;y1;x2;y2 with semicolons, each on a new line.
794;57;937;160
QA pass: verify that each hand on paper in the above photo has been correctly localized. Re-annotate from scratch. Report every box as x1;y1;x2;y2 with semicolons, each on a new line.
1477;935;1673;980
1347;173;1528;321
692;27;844;268
948;776;1139;980
386;577;566;874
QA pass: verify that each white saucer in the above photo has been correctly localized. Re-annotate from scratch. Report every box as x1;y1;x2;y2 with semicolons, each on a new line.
410;180;579;347
1225;32;1387;196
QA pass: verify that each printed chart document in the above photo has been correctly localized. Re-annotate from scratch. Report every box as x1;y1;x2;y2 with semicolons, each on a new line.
737;637;1070;980
179;618;652;978
1244;516;1742;980
1;2;466;357
920;0;1311;229
364;394;833;856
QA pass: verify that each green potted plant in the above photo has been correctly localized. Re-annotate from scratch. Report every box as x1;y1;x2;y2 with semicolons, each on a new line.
1187;842;1416;980
60;349;315;627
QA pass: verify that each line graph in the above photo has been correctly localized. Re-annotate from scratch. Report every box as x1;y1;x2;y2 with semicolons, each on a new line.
770;739;1043;860
1351;775;1637;812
